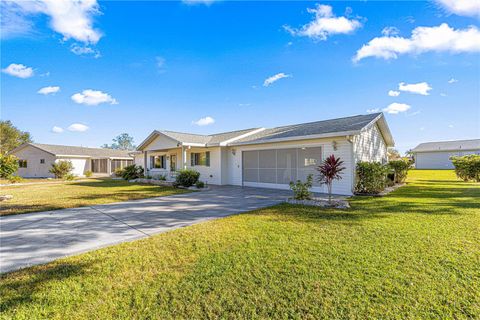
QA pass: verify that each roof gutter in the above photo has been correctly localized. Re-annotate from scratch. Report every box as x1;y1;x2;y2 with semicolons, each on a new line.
228;130;361;146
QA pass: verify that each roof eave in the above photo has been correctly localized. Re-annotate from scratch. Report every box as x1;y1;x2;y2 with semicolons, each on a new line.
228;130;361;146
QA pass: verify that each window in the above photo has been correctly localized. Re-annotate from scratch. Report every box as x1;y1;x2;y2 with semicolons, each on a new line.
40;159;45;164
111;159;133;172
18;160;27;168
191;151;210;167
150;155;166;169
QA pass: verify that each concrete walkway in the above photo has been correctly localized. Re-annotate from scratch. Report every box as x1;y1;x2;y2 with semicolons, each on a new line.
0;186;292;273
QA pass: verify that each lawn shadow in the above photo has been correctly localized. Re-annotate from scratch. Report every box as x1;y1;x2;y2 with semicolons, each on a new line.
0;261;95;312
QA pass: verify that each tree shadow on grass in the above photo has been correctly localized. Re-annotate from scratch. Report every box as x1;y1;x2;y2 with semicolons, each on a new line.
0;261;95;312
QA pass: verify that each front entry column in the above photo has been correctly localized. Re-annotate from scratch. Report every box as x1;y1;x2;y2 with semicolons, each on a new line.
182;146;187;169
144;151;148;175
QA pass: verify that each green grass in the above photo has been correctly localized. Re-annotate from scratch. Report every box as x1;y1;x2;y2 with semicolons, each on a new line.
0;178;55;185
1;170;479;319
0;178;188;216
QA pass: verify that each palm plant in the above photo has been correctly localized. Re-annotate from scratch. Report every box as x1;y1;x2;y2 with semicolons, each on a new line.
317;155;346;203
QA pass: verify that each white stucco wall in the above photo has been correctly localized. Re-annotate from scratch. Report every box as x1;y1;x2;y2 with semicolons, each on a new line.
12;145;56;178
353;123;388;163
415;150;479;169
227;137;354;195
185;147;222;185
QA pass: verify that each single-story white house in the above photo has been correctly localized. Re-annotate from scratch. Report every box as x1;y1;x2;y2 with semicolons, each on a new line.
412;139;480;169
10;143;134;178
135;113;394;195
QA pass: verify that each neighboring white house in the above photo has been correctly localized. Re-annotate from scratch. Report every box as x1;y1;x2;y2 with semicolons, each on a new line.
10;143;134;178
135;113;394;195
412;139;480;169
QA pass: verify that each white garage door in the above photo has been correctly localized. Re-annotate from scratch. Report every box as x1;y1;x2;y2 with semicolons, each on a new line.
242;147;322;189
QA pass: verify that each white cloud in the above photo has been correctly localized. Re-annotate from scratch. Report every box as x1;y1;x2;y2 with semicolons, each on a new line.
4;0;102;44
2;63;34;78
353;23;480;62
38;86;60;95
263;73;291;87
448;78;458;83
382;26;399;37
192;116;215;126
440;93;447;97
51;126;64;133
0;2;34;39
67;123;89;132
448;124;454;128
284;4;362;40
388;90;400;97
398;82;432;95
71;89;118;106
70;44;100;58
182;0;215;5
383;102;411;114
436;0;480;18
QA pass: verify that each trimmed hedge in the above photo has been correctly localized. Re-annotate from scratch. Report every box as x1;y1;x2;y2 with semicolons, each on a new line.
451;154;480;182
355;162;389;194
388;160;410;183
175;169;200;187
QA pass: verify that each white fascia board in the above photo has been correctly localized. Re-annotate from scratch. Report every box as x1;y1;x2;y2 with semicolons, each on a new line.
220;128;266;146
181;142;206;147
229;130;360;146
56;155;92;158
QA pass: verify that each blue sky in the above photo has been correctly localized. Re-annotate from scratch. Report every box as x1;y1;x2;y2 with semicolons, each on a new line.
1;0;479;153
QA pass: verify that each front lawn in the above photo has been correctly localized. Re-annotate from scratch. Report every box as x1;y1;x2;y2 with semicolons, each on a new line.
0;178;188;216
1;170;479;318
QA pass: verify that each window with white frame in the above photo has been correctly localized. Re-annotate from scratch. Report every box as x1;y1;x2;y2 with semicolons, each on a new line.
150;155;166;169
18;160;27;168
191;151;210;167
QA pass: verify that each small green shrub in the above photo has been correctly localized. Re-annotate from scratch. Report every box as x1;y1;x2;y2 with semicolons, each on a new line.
8;175;23;183
158;174;167;181
355;161;388;194
195;180;205;188
85;170;93;178
451;155;480;182
64;173;76;181
121;165;144;180
388;159;410;183
49;160;74;179
0;154;19;179
289;174;313;200
175;169;200;187
114;168;124;177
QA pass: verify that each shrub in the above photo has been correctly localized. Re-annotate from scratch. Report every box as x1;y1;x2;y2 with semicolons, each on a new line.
8;175;23;183
158;174;167;181
317;155;346;203
289;174;313;200
64;173;76;181
49;160;73;179
114;167;125;177
175;169;200;187
0;154;19;179
451;155;480;182
195;180;205;188
85;170;93;178
388;159;410;183
121;165;144;180
355;161;388;194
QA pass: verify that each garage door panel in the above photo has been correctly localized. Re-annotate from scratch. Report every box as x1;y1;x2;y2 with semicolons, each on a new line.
243;151;259;169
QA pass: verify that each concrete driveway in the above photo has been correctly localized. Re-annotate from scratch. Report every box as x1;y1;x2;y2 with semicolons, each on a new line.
0;186;291;273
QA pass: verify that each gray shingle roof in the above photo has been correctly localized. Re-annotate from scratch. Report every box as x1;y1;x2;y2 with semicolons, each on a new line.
412;139;480;152
29;143;133;158
232;113;382;144
160;128;259;146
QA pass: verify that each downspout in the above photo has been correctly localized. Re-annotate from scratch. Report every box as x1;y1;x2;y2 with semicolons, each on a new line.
346;135;355;195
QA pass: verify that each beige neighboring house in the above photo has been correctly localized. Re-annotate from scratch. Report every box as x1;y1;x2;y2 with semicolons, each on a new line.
10;143;134;178
135;113;394;195
412;139;480;169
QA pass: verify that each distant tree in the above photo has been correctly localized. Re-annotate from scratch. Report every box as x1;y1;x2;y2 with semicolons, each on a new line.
387;148;401;161
102;133;136;150
0;120;33;154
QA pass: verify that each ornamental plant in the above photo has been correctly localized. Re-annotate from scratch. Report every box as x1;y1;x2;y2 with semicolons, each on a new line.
289;174;313;200
388;159;410;183
0;154;19;179
355;161;389;194
451;155;480;182
317;155;346;203
49;160;74;179
121;164;144;180
175;169;200;187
